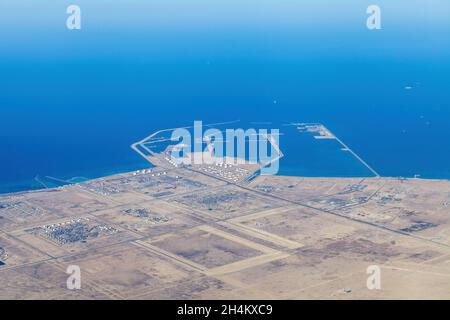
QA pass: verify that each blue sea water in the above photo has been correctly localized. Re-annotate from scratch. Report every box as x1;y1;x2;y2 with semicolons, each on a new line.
0;0;449;194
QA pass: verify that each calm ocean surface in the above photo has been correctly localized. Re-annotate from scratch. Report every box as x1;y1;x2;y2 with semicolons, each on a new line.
1;0;449;193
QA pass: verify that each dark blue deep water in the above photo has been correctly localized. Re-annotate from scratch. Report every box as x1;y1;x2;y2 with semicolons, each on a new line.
1;0;449;193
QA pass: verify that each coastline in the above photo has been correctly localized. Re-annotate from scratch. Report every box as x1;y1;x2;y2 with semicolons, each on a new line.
2;153;450;299
1;168;449;197
0;163;152;196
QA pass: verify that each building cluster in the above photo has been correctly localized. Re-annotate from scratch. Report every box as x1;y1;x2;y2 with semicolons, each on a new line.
122;208;169;224
196;163;249;182
133;169;168;177
254;184;277;193
177;190;249;212
0;199;43;217
400;221;436;233
131;170;205;190
80;181;120;196
29;218;118;245
339;184;368;195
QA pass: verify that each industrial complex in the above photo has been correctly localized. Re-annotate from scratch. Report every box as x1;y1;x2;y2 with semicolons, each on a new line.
0;125;450;299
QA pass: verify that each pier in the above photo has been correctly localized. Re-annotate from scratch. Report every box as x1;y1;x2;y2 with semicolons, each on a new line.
295;123;381;178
